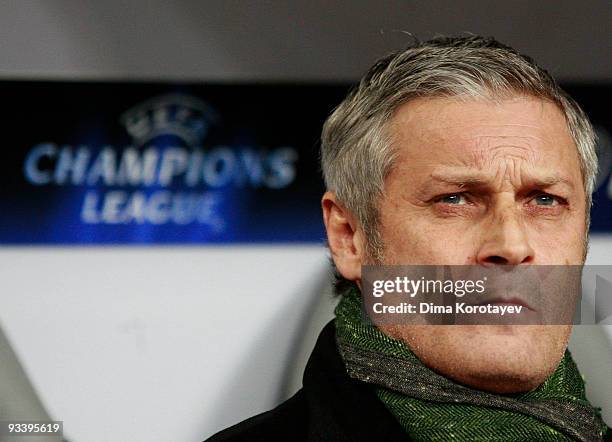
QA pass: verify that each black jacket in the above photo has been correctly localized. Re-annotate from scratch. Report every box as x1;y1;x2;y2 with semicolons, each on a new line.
206;321;611;442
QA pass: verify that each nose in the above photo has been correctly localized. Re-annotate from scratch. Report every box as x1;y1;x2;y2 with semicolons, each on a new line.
475;207;535;265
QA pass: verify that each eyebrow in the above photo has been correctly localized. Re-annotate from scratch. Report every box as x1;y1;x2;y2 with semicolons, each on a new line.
430;172;487;187
428;171;576;190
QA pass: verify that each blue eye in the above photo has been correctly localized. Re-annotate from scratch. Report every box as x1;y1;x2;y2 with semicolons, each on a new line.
533;194;557;206
439;194;467;205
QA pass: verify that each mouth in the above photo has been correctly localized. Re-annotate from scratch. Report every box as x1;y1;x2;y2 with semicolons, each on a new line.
476;297;535;312
455;295;544;325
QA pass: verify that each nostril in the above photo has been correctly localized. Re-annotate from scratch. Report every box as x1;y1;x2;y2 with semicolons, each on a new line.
486;256;509;264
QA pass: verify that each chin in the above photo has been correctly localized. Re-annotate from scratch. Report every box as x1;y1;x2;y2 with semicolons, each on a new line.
381;324;573;394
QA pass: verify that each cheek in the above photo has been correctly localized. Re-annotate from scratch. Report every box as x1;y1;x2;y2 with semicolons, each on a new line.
529;226;585;263
380;214;477;264
526;211;587;263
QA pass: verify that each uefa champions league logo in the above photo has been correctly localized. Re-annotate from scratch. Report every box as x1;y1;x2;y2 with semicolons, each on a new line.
23;93;299;230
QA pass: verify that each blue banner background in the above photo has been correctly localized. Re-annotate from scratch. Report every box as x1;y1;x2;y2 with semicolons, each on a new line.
0;81;609;244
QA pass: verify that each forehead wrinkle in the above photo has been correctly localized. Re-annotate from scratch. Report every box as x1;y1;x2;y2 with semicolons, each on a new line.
391;96;581;194
477;135;539;155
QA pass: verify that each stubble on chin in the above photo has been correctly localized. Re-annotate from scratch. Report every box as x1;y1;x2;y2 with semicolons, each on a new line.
379;322;573;393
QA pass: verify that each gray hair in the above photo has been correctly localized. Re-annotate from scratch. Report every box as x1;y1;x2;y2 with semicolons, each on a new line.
321;35;597;261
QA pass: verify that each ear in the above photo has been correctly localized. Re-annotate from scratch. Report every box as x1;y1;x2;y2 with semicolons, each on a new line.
321;191;366;282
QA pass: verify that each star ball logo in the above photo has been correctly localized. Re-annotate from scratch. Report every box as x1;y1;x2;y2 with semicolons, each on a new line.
23;94;299;232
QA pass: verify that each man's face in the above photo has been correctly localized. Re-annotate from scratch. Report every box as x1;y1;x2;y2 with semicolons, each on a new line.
375;95;587;393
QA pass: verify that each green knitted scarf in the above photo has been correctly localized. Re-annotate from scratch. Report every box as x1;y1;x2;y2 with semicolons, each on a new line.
335;286;608;441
